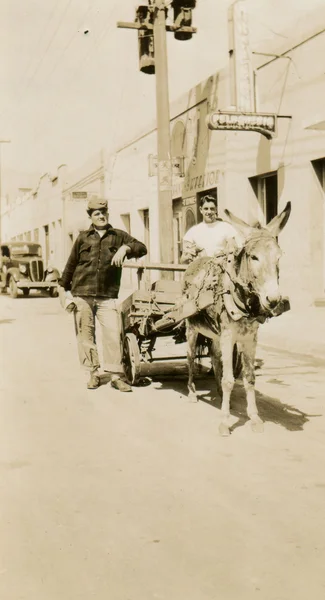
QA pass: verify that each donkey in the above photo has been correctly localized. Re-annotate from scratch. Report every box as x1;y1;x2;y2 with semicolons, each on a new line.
183;202;291;436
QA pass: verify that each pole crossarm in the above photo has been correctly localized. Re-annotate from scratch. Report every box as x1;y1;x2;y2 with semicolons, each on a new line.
117;21;196;34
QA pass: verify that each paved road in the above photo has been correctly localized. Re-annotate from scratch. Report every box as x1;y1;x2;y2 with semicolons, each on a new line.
1;293;325;600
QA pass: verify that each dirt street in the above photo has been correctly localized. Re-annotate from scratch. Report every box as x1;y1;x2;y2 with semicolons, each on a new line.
1;293;324;600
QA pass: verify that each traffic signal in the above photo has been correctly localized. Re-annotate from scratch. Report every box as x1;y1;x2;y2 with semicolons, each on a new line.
171;1;196;41
136;5;155;74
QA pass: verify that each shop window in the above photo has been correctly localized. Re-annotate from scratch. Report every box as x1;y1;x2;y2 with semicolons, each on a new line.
67;233;74;252
140;209;150;259
173;198;182;263
311;158;325;292
312;158;325;189
121;213;131;234
249;172;278;224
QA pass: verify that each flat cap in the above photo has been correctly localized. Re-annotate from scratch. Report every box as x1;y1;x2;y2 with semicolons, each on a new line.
87;196;108;211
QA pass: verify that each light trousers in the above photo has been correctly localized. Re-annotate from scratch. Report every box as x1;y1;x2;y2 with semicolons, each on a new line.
73;296;123;374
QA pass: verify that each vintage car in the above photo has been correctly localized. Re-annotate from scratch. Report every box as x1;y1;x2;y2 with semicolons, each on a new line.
0;241;60;298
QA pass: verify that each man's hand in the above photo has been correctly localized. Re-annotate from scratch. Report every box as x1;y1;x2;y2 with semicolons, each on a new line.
111;244;130;267
180;241;200;264
58;285;77;313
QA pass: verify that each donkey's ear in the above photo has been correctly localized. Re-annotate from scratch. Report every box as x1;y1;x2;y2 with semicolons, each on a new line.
266;202;291;237
223;209;253;236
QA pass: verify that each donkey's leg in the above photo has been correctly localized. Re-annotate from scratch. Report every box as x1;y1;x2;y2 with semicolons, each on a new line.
210;338;222;399
241;333;264;433
186;321;199;401
219;329;235;436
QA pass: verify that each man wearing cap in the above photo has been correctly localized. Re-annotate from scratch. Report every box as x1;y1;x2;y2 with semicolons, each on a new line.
58;197;147;392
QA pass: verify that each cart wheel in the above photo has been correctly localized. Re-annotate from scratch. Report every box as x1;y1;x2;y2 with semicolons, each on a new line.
123;333;141;385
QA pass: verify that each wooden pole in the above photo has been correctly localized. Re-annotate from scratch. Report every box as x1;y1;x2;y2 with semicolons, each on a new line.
153;0;174;277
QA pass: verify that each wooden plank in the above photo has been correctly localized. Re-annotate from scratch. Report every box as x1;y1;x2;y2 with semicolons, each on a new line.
123;262;187;272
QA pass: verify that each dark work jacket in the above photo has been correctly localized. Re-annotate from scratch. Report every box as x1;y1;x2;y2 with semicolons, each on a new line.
59;224;147;298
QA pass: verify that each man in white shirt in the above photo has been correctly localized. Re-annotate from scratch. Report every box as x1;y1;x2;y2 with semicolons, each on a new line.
181;194;242;263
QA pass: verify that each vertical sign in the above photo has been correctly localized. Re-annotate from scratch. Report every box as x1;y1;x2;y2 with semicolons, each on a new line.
158;160;172;191
228;1;255;112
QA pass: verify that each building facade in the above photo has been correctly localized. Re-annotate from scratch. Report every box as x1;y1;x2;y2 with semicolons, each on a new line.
2;151;106;271
107;13;325;308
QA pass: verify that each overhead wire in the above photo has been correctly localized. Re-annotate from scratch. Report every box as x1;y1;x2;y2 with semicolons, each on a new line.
0;0;73;122
44;0;95;82
0;0;63;120
22;0;74;95
28;0;122;146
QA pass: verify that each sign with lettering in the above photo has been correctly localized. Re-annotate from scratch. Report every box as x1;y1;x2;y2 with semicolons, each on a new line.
72;191;88;199
206;111;277;139
173;169;220;199
158;160;172;191
182;196;196;207
149;155;185;178
228;1;255;112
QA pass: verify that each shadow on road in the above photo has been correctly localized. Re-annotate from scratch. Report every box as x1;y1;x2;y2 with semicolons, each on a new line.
0;319;15;325
152;376;321;433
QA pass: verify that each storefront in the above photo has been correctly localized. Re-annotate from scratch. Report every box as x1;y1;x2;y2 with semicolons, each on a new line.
108;16;325;307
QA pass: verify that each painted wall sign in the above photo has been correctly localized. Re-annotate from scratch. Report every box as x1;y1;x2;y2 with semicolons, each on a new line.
173;169;220;198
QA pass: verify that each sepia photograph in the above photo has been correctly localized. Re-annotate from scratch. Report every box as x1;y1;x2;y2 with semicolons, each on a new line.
0;0;324;598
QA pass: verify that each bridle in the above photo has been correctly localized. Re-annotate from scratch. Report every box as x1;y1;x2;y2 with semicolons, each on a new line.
219;232;281;321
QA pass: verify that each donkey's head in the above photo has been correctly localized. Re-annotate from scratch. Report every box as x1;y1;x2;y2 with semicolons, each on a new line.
224;202;291;313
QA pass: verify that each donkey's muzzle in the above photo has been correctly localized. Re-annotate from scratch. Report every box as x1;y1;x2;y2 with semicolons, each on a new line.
270;296;291;317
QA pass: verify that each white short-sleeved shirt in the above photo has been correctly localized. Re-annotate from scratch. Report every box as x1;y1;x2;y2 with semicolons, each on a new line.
183;220;242;257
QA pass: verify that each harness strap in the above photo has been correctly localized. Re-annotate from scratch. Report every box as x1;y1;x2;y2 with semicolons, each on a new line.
221;271;250;321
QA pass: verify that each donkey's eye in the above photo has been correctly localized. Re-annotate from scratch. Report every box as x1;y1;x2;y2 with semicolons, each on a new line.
250;255;259;261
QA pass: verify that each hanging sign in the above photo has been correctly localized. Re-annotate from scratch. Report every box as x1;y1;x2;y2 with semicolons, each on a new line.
206;111;277;139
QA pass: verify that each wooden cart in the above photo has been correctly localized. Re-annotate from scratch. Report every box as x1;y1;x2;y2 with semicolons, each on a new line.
119;263;215;385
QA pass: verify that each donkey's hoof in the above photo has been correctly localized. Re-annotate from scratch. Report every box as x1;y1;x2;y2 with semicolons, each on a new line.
188;393;199;403
219;422;230;437
250;416;264;433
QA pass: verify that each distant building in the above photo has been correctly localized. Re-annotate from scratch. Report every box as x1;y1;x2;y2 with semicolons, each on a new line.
2;151;106;271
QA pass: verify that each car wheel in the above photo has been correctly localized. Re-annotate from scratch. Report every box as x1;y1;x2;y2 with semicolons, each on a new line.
22;288;30;297
9;276;18;299
49;287;59;298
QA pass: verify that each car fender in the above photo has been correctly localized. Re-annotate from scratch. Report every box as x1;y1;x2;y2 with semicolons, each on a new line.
45;268;60;282
5;267;21;283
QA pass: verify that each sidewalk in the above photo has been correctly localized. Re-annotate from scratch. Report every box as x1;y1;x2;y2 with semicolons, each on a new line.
257;306;325;361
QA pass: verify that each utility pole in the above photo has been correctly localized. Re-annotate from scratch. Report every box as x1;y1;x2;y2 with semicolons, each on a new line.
0;139;11;246
153;0;173;268
117;1;197;271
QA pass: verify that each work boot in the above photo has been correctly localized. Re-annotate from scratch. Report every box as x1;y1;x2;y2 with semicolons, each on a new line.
111;376;132;393
87;372;100;389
